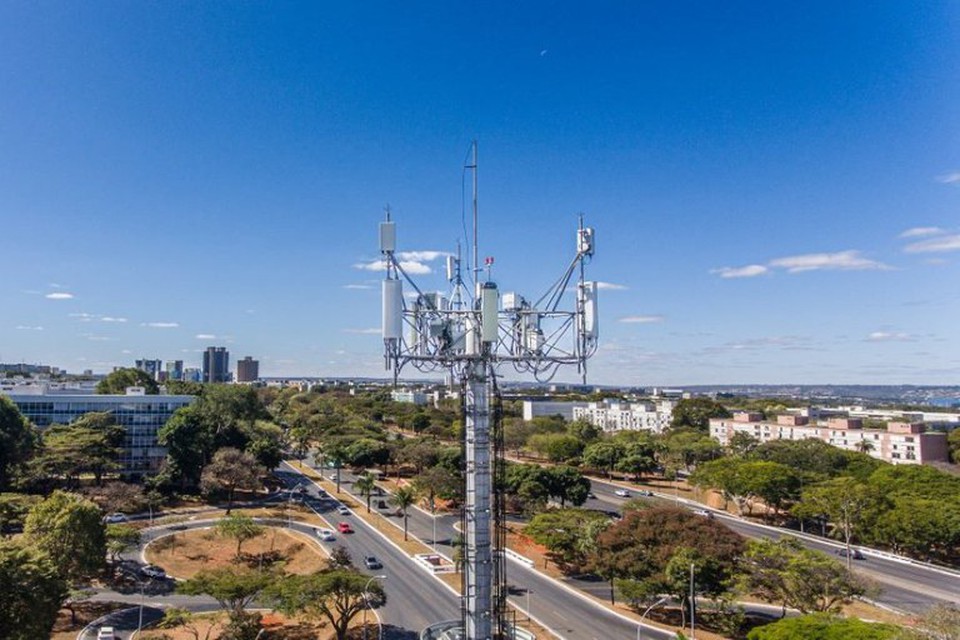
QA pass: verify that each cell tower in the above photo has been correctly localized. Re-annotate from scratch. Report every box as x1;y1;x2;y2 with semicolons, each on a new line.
380;142;598;640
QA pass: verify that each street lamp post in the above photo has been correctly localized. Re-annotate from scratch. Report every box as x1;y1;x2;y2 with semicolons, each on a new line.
362;575;387;640
637;596;669;640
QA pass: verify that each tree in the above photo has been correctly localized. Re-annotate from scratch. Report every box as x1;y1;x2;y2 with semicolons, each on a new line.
200;448;265;513
527;433;584;463
588;506;744;615
746;613;899;640
691;459;801;518
86;481;146;514
245;421;284;470
156;607;219;640
0;539;67;640
177;566;274;630
910;604;960;640
568;418;601;443
96;368;160;395
0;396;39;491
792;478;886;568
327;545;353;569
106;524;142;562
738;539;867;615
949;429;960;465
728;432;760;457
157;406;214;490
670;398;731;431
525;508;610;567
24;490;106;581
392;485;417;540
265;568;386;640
216;514;265;559
0;492;41;534
412;465;461;511
581;441;625;478
355;472;377;513
545;465;592;507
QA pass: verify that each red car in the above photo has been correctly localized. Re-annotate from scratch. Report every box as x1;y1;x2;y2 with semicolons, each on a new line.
337;521;354;534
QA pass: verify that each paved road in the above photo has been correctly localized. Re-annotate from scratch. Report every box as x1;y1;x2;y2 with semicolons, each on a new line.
586;478;960;613
306;461;678;640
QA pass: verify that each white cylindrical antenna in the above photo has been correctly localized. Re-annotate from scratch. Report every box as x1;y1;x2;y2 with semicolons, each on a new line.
382;280;403;340
481;282;498;343
578;226;595;257
580;281;599;341
465;314;478;356
446;255;457;282
380;220;396;253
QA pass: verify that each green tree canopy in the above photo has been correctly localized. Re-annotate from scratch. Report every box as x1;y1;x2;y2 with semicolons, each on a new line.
0;539;68;640
0;396;39;491
24;490;106;581
96;368;160;395
746;613;898;640
669;397;731;431
265;568;386;640
525;508;610;567
216;514;265;559
177;566;274;624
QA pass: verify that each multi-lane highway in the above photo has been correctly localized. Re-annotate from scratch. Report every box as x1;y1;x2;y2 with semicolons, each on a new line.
585;478;960;613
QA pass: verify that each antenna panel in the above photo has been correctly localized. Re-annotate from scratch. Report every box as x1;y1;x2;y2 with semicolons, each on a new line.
481;282;499;343
578;227;595;257
580;281;599;341
382;280;403;340
380;221;396;253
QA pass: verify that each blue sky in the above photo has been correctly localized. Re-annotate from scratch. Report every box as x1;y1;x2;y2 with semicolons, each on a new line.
1;2;958;386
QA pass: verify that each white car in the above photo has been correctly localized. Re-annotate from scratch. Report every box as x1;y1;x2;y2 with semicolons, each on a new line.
614;489;630;498
103;513;127;524
141;564;166;579
315;528;335;541
692;509;714;519
337;505;351;515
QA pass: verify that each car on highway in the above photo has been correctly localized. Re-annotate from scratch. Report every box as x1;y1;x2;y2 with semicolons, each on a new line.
337;522;354;534
141;564;166;579
836;548;865;560
692;509;714;519
636;490;654;497
364;555;383;570
103;513;127;524
97;626;117;640
614;489;630;497
315;528;335;541
337;505;351;515
586;492;597;499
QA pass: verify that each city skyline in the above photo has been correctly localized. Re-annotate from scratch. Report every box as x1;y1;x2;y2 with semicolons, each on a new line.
1;3;958;385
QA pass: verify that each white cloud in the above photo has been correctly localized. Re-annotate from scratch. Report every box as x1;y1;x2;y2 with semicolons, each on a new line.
142;322;179;328
866;331;913;342
596;281;628;290
100;316;127;323
353;258;433;275
86;335;112;342
121;349;132;354
619;315;664;324
45;292;74;300
768;250;891;273
69;312;96;321
344;284;373;290
15;325;43;331
396;250;448;262
342;328;382;335
711;265;768;279
195;333;217;340
935;172;960;184
903;234;960;254
899;227;944;239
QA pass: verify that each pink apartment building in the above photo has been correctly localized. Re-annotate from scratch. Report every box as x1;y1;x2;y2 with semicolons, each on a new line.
709;412;950;465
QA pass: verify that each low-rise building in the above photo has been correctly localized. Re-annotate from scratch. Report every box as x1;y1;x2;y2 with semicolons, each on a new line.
573;399;676;434
710;412;949;465
4;387;195;477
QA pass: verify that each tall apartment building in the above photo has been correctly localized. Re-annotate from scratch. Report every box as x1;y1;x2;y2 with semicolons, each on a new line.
710;413;950;465
135;359;163;380
165;360;184;381
202;347;230;383
236;357;259;383
4;388;195;476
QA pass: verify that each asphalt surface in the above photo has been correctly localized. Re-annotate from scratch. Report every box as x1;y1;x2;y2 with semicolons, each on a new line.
89;458;958;640
585;478;960;613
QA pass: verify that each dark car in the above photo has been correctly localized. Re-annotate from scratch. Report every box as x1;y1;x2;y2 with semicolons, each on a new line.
836;548;865;560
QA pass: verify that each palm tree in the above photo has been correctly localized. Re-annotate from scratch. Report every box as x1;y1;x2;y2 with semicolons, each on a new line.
355;472;377;513
391;485;417;541
855;439;875;455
